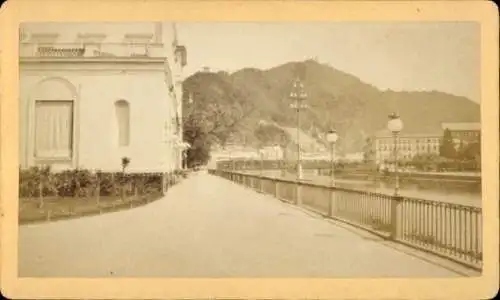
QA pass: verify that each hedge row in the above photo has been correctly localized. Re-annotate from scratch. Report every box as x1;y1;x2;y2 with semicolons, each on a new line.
18;166;178;198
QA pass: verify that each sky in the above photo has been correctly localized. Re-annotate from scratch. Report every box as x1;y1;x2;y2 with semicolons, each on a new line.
176;22;480;103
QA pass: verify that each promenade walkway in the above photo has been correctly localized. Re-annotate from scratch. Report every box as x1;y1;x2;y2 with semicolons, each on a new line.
19;171;474;278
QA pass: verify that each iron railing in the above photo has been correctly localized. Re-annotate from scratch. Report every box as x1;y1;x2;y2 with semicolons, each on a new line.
209;169;483;271
215;159;481;182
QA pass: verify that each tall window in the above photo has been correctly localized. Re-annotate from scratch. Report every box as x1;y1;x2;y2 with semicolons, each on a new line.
34;100;74;159
115;100;130;146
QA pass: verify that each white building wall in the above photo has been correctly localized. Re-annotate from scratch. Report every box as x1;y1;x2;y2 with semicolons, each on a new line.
19;67;172;173
19;22;185;173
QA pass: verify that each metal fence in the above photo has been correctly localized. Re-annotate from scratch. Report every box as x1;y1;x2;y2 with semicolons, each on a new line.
209;169;483;271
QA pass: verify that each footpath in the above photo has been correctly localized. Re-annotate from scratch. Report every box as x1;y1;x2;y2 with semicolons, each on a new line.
19;171;474;277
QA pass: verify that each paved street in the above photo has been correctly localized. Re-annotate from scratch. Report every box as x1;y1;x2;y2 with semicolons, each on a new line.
19;171;467;278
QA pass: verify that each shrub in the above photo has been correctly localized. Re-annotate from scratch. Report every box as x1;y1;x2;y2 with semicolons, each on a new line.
19;167;163;198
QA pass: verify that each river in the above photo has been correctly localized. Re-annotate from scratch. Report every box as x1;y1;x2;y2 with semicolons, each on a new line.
241;169;482;208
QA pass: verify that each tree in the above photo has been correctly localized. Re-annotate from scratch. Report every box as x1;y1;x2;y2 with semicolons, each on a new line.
181;72;257;167
458;139;481;170
456;134;480;162
182;118;213;167
439;128;457;159
254;122;289;147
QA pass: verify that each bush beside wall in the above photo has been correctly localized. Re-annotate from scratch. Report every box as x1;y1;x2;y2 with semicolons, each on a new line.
19;166;163;198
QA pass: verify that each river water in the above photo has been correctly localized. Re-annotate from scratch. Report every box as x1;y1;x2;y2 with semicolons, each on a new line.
242;169;482;208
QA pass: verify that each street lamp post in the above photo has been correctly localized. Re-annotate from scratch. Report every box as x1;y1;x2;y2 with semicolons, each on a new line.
274;144;281;173
259;148;265;192
231;150;236;171
289;78;308;181
259;148;265;178
279;135;287;178
387;112;404;196
326;129;339;187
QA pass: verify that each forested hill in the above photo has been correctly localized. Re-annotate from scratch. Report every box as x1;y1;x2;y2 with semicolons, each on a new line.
182;60;480;154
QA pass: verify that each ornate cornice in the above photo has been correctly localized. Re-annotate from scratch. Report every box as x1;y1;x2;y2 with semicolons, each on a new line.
20;57;172;73
76;33;107;43
20;56;166;64
20;62;169;74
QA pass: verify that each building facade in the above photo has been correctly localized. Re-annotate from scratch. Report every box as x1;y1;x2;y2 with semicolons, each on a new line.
441;122;481;148
374;129;442;162
19;22;187;173
374;122;481;162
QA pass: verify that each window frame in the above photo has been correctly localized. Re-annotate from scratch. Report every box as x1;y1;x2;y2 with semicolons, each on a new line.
33;99;75;163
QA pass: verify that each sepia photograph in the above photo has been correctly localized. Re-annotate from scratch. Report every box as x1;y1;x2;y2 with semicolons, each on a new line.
1;0;498;299
16;19;484;278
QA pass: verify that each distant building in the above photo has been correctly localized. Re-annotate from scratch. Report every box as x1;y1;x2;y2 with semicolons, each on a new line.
441;122;481;148
260;145;283;160
374;122;481;162
374;129;441;162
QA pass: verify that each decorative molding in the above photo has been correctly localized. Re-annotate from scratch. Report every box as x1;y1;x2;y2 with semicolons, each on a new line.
19;29;29;42
20;64;168;74
154;23;163;44
20;56;166;64
26;76;79;167
20;59;168;75
30;33;60;43
76;33;107;44
123;33;153;43
30;76;78;100
21;69;167;76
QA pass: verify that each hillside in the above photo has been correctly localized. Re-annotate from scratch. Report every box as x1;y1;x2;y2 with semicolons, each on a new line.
182;60;480;153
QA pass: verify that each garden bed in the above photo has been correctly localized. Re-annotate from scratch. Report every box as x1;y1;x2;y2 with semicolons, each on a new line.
19;192;164;224
18;166;188;225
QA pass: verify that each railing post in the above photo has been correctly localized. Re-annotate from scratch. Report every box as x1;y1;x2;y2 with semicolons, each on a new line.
390;195;403;239
161;172;167;196
274;180;279;198
328;187;336;217
296;182;302;206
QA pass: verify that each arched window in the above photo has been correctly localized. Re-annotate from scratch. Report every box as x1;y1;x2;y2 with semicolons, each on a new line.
115;100;130;146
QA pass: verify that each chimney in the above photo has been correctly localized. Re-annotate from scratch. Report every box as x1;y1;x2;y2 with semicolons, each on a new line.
154;22;162;44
